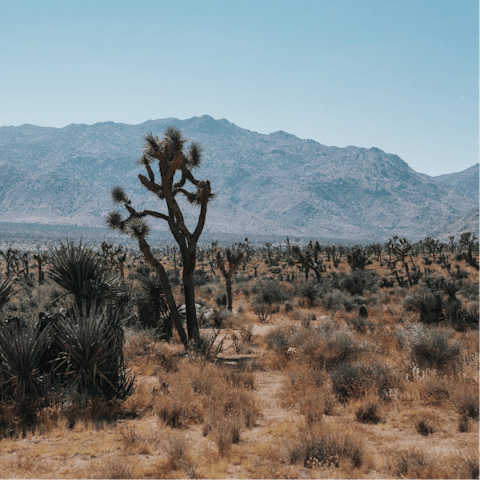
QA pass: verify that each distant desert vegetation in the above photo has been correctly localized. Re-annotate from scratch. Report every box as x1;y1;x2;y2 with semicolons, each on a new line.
0;232;477;479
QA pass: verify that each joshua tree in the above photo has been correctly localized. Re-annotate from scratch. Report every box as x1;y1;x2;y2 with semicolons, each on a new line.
33;252;48;285
106;128;214;347
216;247;243;310
291;245;322;282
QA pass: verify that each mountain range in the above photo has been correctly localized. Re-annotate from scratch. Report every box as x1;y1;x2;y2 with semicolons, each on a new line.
0;115;478;243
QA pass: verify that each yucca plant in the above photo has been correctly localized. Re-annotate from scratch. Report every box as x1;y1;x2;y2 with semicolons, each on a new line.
133;270;177;339
0;318;52;399
0;276;16;310
54;303;135;399
49;240;124;311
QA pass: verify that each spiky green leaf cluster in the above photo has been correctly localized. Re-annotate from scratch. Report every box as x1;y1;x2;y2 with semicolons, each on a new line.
111;186;129;205
125;218;151;238
0;277;16;310
49;240;124;309
0;319;52;398
105;211;123;230
55;303;135;399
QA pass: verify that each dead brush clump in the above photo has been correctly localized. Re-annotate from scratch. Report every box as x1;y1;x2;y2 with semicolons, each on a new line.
419;372;451;405
453;380;479;421
223;367;255;390
299;389;328;426
64;395;124;430
0;401;21;438
155;381;203;428
160;431;198;476
92;457;137;479
121;426;162;454
414;409;441;435
354;399;382;424
202;383;261;453
121;381;155;418
287;423;363;470
283;362;336;416
125;332;182;374
388;447;479;479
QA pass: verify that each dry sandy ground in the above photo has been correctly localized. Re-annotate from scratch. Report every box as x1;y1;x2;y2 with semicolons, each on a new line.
0;322;477;479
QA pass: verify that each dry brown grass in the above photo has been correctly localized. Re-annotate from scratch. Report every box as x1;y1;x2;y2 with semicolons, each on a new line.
0;254;477;478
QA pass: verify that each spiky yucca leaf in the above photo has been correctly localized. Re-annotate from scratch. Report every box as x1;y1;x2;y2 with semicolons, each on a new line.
0;319;52;398
187;142;202;168
125;217;151;238
105;211;124;230
144;132;161;151
49;240;123;308
111;186;129;205
164;127;186;152
55;303;134;399
0;277;16;310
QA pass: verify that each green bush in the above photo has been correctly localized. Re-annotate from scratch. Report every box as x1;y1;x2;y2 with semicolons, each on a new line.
409;326;462;370
331;361;402;402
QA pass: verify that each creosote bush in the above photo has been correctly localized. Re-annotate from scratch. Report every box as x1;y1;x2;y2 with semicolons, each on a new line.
288;424;363;469
331;361;402;402
408;325;462;370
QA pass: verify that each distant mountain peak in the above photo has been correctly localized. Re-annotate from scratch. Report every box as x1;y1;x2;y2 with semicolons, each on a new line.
269;130;299;140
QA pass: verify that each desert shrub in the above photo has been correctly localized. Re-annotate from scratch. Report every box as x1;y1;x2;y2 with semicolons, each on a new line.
292;322;364;371
233;274;251;283
322;289;357;313
161;432;197;474
215;292;227;307
415;413;438;435
297;279;320;307
156;392;203;428
409;326;462;370
453;383;479;421
348;316;374;334
202;384;261;441
288;425;363;468
300;392;325;426
331;361;401;402
266;327;291;353
251;278;289;306
95;457;136;479
224;369;255;390
64;395;123;430
460;280;479;301
212;413;243;455
421;375;451;404
458;415;472;433
340;270;379;296
192;269;210;286
355;401;381;424
404;292;444;324
379;276;394;288
391;449;433;478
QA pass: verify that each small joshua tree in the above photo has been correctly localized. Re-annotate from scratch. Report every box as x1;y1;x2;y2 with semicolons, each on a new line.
106;128;214;347
216;248;243;311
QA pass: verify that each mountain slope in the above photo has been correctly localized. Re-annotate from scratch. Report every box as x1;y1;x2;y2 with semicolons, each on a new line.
434;163;479;202
0;116;477;242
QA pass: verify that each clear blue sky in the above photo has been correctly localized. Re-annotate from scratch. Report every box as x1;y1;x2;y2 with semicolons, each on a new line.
0;0;478;176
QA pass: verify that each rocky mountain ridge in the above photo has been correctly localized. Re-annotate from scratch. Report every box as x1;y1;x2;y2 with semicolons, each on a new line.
0;116;477;242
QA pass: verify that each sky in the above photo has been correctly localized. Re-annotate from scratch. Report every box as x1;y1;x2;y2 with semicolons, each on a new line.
0;0;478;176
